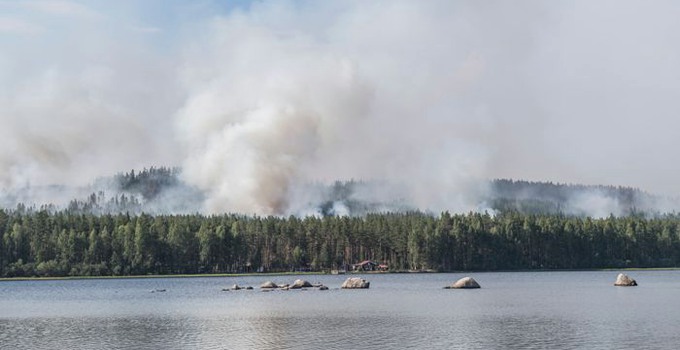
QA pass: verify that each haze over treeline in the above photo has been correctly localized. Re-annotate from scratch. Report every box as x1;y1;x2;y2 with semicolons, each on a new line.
2;1;680;216
2;166;679;218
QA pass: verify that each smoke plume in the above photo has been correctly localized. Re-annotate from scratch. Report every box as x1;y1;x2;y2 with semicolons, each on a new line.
2;1;680;216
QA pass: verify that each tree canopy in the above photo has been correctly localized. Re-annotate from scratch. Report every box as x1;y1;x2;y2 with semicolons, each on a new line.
1;209;679;277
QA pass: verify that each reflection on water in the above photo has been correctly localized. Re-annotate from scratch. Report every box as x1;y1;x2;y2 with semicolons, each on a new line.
1;271;679;350
0;316;200;350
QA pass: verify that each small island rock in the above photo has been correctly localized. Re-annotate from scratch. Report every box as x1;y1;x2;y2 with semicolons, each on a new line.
260;281;279;289
319;285;329;290
446;277;481;289
614;273;637;286
291;279;313;289
341;277;370;289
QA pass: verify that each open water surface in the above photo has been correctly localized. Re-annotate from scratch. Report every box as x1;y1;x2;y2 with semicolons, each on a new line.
1;270;679;349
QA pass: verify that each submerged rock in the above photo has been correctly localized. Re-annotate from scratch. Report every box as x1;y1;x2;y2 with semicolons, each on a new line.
341;277;370;289
260;281;279;289
446;277;481;289
225;284;253;291
614;273;637;286
319;285;329;291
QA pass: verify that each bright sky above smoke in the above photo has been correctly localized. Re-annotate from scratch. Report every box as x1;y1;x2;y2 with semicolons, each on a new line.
1;0;680;214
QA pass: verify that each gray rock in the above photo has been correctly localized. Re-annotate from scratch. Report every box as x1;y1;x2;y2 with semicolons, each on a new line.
614;273;637;286
260;281;279;289
231;284;242;290
319;285;329;290
447;277;481;289
341;277;370;289
290;279;313;289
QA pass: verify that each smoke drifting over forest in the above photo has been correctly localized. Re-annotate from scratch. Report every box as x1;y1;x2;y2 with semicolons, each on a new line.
2;1;680;216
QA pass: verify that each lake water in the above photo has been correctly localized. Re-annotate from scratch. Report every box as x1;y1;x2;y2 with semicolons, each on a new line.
1;271;679;349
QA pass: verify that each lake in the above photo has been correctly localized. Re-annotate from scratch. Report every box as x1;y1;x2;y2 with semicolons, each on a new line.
1;271;679;349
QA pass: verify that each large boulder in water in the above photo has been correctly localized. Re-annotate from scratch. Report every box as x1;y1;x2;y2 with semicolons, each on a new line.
260;281;279;289
341;277;370;289
290;279;313;289
614;273;637;286
446;277;481;289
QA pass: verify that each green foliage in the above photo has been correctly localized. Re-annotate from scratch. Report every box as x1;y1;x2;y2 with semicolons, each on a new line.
0;209;679;277
114;167;181;200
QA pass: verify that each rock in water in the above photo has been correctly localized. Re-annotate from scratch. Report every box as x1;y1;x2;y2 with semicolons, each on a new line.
231;284;242;290
260;281;279;289
341;277;370;289
290;279;313;289
447;277;481;289
614;273;638;286
319;285;329;290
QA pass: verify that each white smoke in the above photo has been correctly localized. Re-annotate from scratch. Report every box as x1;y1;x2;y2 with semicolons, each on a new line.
2;1;680;217
176;1;495;215
0;0;181;191
565;191;625;218
176;17;374;214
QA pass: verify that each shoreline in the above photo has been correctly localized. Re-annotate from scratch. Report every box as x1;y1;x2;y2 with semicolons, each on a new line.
1;267;679;282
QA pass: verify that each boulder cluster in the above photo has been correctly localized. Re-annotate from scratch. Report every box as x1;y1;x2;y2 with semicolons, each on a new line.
257;277;371;290
222;272;638;294
222;284;254;291
259;279;328;291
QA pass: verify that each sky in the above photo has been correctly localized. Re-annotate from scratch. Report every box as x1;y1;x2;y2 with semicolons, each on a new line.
1;0;680;215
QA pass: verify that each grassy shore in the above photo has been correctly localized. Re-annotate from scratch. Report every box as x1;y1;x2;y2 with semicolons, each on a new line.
0;271;326;282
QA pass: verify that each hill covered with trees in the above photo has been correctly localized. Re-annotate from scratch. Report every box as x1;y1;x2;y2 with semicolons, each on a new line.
487;179;666;216
2;169;679;278
3;167;676;217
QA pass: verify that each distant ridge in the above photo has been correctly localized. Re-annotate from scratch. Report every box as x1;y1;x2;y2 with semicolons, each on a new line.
487;179;664;216
1;167;677;217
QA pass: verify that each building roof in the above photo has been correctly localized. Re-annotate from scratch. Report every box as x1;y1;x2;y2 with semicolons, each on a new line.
356;260;377;266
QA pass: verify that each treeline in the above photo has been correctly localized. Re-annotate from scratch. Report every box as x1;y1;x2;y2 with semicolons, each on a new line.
114;166;182;200
61;167;204;215
489;179;655;215
1;209;680;277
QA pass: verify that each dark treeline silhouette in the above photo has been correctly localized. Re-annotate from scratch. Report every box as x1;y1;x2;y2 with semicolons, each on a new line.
62;167;203;215
2;209;679;277
489;179;657;215
18;167;671;216
114;167;182;201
